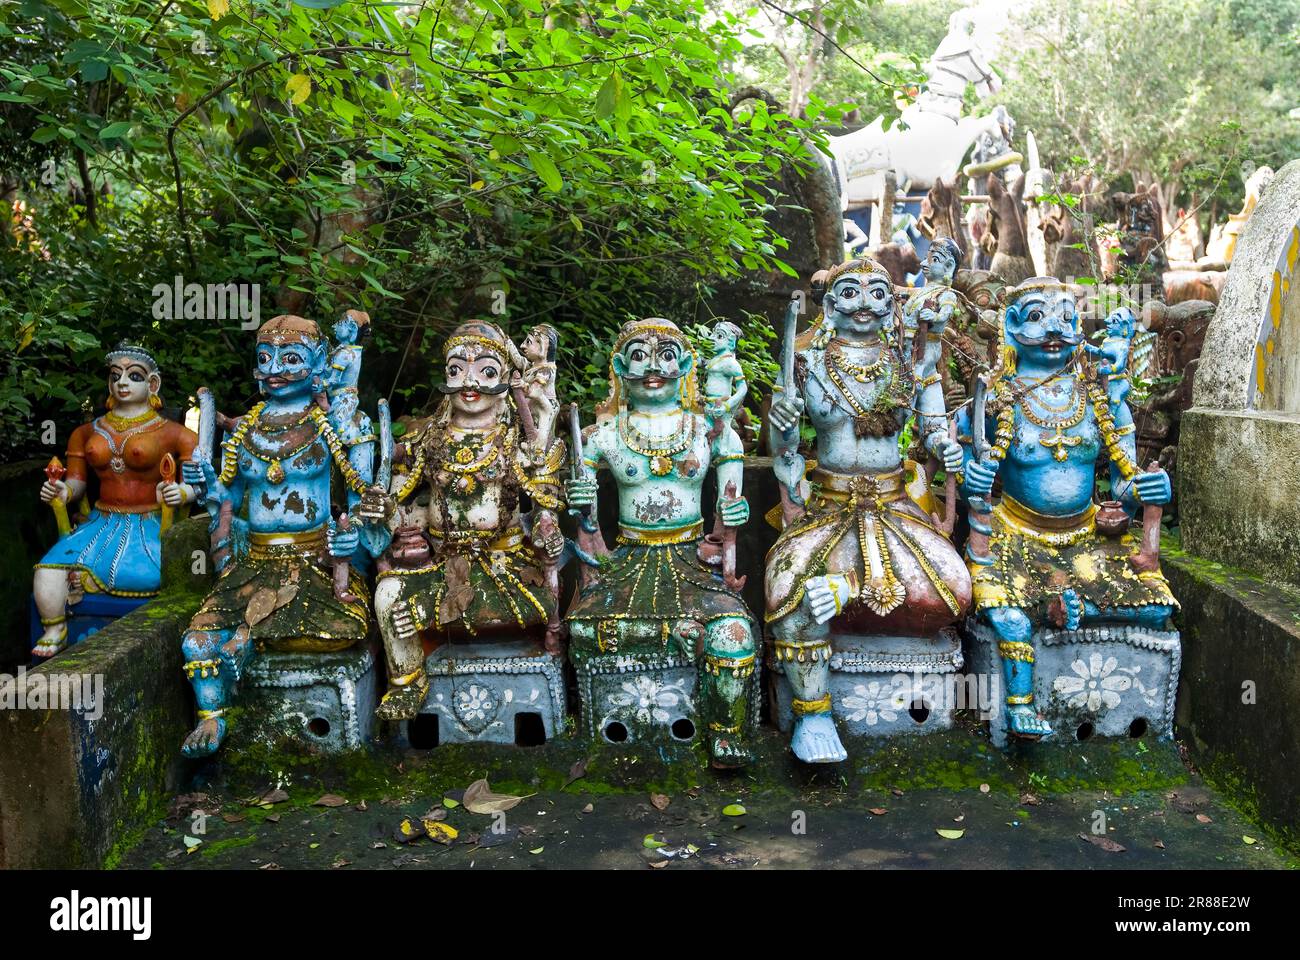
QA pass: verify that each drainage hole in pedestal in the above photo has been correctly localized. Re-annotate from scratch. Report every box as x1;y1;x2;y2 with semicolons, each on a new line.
908;701;931;724
1076;721;1095;741
408;713;440;749
670;717;696;741
514;712;546;747
603;721;629;743
307;717;331;738
1128;717;1148;738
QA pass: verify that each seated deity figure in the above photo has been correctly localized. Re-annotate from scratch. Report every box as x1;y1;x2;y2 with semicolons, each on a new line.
565;318;757;768
33;343;197;656
362;320;567;721
958;279;1176;740
766;257;971;764
178;315;377;757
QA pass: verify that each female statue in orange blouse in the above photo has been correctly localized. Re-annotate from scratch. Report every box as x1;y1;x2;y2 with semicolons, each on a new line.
33;343;198;656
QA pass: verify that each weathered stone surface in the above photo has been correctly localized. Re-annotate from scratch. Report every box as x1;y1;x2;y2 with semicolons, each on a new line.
0;517;207;868
413;639;565;746
229;646;379;754
768;630;964;737
966;619;1180;749
1164;542;1300;841
1194;157;1300;411
1179;408;1300;587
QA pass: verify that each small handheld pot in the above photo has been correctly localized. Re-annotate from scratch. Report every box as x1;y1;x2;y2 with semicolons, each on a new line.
1095;500;1130;537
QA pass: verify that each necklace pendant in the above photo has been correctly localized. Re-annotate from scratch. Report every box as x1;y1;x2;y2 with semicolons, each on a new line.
110;456;126;474
266;459;285;484
649;455;675;477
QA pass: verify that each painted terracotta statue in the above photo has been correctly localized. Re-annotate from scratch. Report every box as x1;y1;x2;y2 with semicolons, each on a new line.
323;308;369;419
1085;306;1137;412
363;320;566;721
34;343;197;656
958;278;1176;740
766;257;971;763
178;315;377;757
565;318;757;767
507;322;561;461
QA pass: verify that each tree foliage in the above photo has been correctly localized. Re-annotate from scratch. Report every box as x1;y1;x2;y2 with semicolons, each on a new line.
0;0;832;457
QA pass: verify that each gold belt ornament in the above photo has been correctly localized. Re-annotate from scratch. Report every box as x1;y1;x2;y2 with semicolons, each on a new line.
996;495;1096;547
427;526;525;552
95;501;163;515
616;520;704;546
809;467;906;502
248;526;327;559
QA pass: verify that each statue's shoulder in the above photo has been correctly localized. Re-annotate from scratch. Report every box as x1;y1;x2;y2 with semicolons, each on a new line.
328;404;374;446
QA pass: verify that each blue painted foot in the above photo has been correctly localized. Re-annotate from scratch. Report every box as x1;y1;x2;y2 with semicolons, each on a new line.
1006;704;1052;740
791;712;848;763
181;717;228;758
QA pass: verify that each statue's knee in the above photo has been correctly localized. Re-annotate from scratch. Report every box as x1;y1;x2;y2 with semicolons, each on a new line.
704;616;755;658
181;631;215;660
985;606;1032;644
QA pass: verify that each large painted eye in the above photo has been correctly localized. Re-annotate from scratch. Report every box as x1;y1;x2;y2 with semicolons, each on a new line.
282;352;302;366
1027;310;1043;324
129;371;146;382
658;346;677;363
630;348;647;363
448;363;463;378
258;351;271;365
482;366;499;381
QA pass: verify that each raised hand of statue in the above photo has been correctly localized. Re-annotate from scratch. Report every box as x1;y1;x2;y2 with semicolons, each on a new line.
182;458;227;506
964;457;1000;496
326;514;361;559
1133;467;1172;506
156;480;187;507
768;388;805;434
356;484;393;526
718;494;749;527
926;430;964;472
805;574;852;626
533;510;564;560
39;478;68;504
565;476;597;509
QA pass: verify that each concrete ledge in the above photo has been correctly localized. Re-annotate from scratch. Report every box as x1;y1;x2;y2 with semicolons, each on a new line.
1164;541;1300;838
0;518;209;868
1178;407;1300;586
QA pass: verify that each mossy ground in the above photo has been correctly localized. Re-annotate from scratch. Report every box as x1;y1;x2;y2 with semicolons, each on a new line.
114;720;1296;870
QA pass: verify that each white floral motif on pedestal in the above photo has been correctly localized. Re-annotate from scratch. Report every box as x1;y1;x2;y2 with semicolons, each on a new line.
841;680;909;726
1052;653;1136;713
606;675;694;726
454;683;497;733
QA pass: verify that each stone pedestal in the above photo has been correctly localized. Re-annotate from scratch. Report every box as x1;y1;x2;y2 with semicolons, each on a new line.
236;646;378;753
28;593;148;661
768;629;964;737
406;638;566;747
966;619;1180;748
575;650;761;746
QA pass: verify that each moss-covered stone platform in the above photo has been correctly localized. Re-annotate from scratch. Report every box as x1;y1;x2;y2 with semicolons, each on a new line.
114;726;1295;870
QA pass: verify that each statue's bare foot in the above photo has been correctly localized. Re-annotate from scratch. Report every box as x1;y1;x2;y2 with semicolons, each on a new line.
376;680;427;722
1006;704;1052;740
791;712;847;763
708;732;754;769
181;717;227;758
32;624;68;659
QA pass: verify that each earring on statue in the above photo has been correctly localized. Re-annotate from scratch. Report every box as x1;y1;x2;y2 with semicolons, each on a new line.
149;394;163;410
106;394;117;410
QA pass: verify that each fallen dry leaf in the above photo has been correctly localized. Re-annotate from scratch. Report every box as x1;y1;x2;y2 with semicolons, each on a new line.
868;807;888;816
244;587;279;627
648;859;669;869
439;556;475;622
564;758;589;788
394;818;425;844
1079;833;1126;853
650;793;671;811
1154;839;1166;849
581;803;594;814
314;794;348;808
463;779;532;815
259;862;281;870
1019;793;1041;806
936;828;965;840
1196;813;1213;824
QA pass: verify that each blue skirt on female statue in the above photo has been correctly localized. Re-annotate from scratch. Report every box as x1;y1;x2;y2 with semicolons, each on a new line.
36;507;163;596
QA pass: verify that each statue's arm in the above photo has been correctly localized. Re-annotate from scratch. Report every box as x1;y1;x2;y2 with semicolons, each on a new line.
711;423;748;525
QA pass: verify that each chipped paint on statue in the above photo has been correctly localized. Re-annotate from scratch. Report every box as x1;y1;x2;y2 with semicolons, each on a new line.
1084;307;1136;413
566;318;758;768
178;315;377;757
361;320;567;724
765;258;972;764
957;279;1177;742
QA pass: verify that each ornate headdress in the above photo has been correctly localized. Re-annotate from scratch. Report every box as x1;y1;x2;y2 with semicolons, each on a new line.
596;317;700;422
444;319;511;363
105;342;159;373
800;257;898;350
256;314;323;347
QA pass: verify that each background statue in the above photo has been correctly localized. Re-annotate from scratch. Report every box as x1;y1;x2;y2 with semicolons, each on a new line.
33;343;197;657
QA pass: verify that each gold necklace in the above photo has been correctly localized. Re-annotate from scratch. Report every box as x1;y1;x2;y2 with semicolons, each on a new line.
828;337;891;383
237;402;325;484
1017;380;1087;462
93;414;164;473
618;409;694;477
824;343;899;435
104;409;158;430
441;423;508;497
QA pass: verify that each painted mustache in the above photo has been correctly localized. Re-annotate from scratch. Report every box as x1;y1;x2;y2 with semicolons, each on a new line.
253;369;312;383
623;370;684;383
1013;330;1083;347
435;382;511;395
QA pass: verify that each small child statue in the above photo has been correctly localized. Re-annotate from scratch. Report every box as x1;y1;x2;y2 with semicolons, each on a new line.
322;309;370;418
1085;307;1137;412
507;323;560;455
902;237;963;384
703;320;747;437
